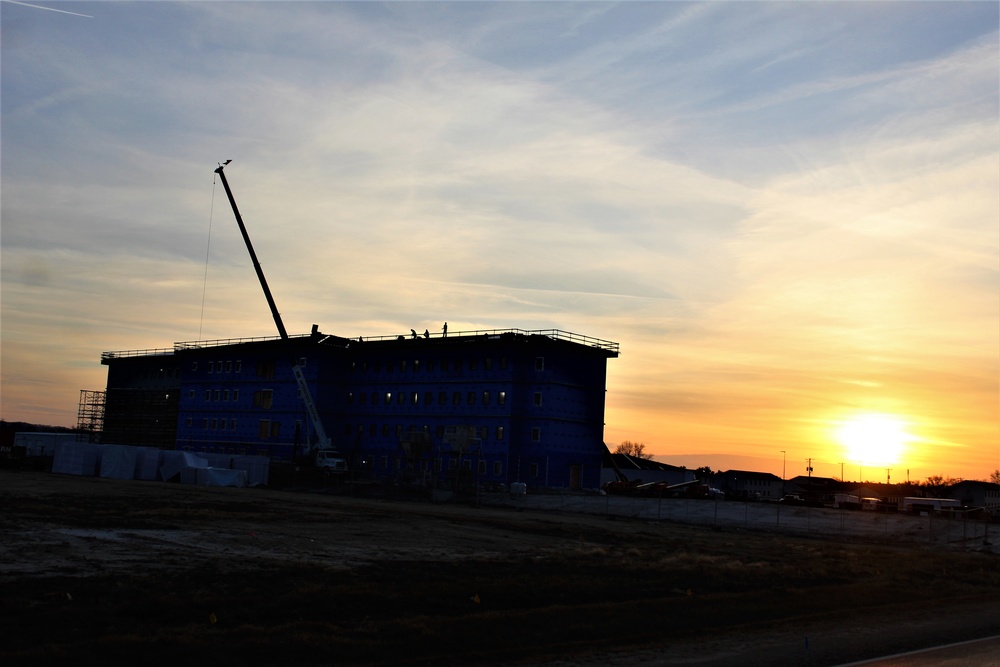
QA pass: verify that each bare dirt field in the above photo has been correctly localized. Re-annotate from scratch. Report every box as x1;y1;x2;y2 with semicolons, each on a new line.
2;470;998;666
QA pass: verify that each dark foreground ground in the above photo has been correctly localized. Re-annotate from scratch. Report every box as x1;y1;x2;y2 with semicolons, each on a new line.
2;471;998;666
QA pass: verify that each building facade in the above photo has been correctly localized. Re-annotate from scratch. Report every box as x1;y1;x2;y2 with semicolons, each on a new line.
100;328;618;490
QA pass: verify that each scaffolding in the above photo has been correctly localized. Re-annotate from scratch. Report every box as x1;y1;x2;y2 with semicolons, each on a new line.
76;389;106;442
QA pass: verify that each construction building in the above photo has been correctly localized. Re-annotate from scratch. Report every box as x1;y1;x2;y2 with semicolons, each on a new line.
98;326;619;490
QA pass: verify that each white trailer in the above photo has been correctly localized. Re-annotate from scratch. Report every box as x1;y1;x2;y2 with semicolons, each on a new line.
903;497;961;514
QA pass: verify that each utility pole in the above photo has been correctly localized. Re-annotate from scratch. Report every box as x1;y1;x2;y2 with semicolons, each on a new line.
886;468;891;484
839;461;844;481
806;457;813;501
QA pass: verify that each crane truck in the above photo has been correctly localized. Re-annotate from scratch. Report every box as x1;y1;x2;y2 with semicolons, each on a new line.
214;162;346;475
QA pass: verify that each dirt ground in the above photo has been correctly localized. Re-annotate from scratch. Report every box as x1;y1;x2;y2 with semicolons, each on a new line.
2;470;998;666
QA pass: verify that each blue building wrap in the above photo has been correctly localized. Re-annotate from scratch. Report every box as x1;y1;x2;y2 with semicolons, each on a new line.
102;328;618;491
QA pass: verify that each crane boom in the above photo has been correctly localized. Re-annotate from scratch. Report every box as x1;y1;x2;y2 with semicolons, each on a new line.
214;162;331;451
214;164;288;340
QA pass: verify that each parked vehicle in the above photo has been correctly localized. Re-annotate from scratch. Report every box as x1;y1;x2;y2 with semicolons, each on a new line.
315;450;348;475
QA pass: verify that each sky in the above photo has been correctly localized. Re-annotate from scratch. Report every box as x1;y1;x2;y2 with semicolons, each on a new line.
2;1;998;483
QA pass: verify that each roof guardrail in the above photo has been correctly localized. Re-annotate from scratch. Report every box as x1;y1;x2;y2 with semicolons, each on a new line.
103;328;618;359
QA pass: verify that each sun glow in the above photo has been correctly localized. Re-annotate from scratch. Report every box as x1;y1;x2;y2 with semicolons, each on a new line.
835;414;911;467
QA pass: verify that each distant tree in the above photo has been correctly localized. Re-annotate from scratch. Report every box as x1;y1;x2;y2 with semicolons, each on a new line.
921;475;961;498
694;466;714;482
990;470;1000;485
613;440;652;459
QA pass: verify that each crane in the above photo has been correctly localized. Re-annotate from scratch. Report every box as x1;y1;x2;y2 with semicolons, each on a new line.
213;162;333;456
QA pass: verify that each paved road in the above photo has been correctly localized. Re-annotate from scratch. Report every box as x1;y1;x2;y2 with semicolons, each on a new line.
837;635;1000;667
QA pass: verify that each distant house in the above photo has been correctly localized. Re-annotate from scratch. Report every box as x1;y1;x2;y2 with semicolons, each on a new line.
787;475;842;504
601;453;694;487
846;483;922;511
718;470;783;500
950;481;1000;516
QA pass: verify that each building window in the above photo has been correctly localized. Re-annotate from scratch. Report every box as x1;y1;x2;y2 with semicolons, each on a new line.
256;361;275;379
414;359;420;372
397;392;405;405
467;391;476;405
235;360;241;373
208;361;214;373
412;392;420;405
498;391;506;406
500;358;508;370
253;390;273;409
188;390;195;399
530;463;539;477
230;419;236;430
371;392;379;405
382;424;390;437
185;417;192;427
380;455;388;470
192;362;198;371
462;459;472;472
496;426;504;440
439;392;447;405
482;391;490;405
385;392;392;405
485;357;493;371
453;392;461;405
211;418;218;430
533;392;542;406
214;389;221;401
478;460;487;475
232;389;239;402
370;423;377;437
535;357;544;371
299;357;307;367
348;392;356;405
424;391;433;405
455;359;463;372
226;361;232;372
493;461;502;476
202;418;209;429
223;389;229;401
258;420;271;439
531;427;541;442
204;390;211;402
220;420;227;431
400;360;407;372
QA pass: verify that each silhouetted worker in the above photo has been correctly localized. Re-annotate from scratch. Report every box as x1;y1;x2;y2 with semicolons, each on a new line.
423;329;429;338
411;329;417;339
442;322;448;337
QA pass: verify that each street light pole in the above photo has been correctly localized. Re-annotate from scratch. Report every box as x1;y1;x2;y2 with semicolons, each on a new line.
781;450;786;497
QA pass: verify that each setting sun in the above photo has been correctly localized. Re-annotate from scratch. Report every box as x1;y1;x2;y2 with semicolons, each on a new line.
835;414;911;467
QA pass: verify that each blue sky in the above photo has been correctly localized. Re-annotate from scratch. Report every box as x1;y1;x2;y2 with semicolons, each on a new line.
2;1;998;481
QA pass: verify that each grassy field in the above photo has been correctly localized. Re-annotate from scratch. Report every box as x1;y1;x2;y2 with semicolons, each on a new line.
2;471;998;666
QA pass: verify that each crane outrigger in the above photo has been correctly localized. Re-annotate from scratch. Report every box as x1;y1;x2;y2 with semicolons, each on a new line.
213;162;336;462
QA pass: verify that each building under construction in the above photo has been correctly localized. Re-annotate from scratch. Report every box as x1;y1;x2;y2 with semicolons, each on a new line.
98;327;618;490
90;163;619;490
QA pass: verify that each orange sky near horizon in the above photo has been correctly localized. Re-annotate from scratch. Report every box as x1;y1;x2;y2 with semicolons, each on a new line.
2;3;997;485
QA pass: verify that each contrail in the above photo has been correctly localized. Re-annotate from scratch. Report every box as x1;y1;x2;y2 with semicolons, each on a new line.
2;1;94;18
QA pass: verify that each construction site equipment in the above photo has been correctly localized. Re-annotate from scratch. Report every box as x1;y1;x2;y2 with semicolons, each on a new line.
213;162;335;458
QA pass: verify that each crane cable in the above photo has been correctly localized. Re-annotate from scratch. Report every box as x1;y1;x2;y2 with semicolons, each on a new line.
199;175;217;341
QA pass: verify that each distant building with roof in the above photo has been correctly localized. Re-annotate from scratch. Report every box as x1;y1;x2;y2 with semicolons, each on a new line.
718;470;783;500
600;453;694;487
